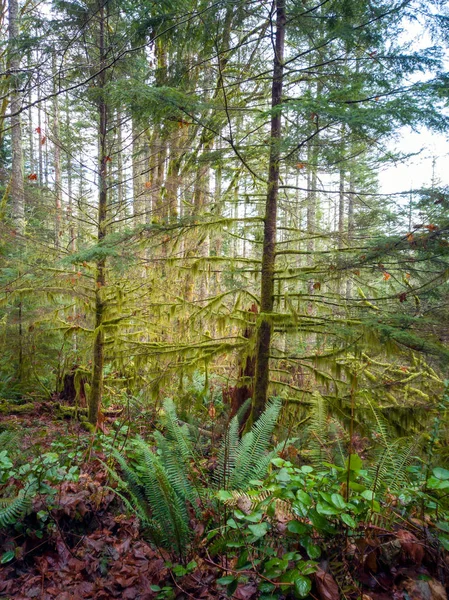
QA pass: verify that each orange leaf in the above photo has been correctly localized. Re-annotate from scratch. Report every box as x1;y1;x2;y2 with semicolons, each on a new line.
425;223;438;231
383;272;391;281
145;181;152;189
41;136;46;145
28;173;37;180
405;273;410;279
406;232;414;242
296;162;306;169
375;97;380;101
105;156;112;162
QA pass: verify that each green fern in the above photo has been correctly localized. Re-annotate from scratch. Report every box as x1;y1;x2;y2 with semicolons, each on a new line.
227;397;282;490
367;401;416;492
136;439;191;556
0;490;32;528
0;430;20;454
111;397;284;556
305;392;346;469
162;398;195;464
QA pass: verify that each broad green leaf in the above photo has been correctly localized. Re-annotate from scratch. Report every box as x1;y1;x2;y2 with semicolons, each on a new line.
249;522;269;538
436;521;449;533
294;575;312;598
316;502;339;516
296;490;312;507
361;490;374;501
347;454;363;471
341;513;357;528
433;467;449;480
217;576;236;585
331;493;346;509
303;536;321;559
287;520;308;534
1;551;15;564
438;534;449;551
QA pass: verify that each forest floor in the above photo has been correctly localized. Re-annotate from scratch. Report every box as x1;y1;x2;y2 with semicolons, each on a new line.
0;404;448;600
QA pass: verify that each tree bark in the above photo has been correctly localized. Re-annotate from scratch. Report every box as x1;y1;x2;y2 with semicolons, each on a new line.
252;0;285;421
52;55;62;249
8;0;25;231
89;1;108;425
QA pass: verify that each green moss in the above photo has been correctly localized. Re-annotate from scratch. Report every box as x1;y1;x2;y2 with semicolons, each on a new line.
0;402;34;414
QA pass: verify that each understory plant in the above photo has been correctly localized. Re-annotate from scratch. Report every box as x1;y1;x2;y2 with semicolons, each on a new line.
109;396;285;559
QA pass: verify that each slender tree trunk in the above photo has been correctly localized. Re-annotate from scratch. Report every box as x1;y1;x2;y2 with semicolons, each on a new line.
8;0;24;231
53;56;62;249
116;111;125;227
27;52;34;176
252;0;285;421
89;1;108;425
37;72;43;184
346;169;355;300
66;94;76;253
132;118;144;224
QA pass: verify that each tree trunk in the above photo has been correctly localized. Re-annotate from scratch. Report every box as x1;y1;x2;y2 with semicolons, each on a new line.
346;169;355;300
8;0;25;231
52;55;62;249
89;1;108;426
252;0;285;421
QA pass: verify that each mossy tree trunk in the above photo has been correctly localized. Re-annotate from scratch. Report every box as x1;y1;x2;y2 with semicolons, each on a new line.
89;0;108;426
252;0;285;421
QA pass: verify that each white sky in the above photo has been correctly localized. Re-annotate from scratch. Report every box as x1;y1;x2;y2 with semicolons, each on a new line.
380;128;449;194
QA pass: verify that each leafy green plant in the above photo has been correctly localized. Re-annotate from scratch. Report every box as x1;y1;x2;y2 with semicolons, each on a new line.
215;397;285;490
110;396;287;559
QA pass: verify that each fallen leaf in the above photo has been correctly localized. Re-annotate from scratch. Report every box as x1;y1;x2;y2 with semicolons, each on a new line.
396;529;424;566
315;566;339;600
428;579;447;600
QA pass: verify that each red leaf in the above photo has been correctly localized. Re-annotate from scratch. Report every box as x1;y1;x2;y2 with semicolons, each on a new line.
35;127;41;134
28;173;37;180
41;136;47;145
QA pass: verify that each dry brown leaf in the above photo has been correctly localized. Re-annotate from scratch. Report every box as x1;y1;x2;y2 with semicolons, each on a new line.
315;566;339;600
396;529;424;566
428;579;447;600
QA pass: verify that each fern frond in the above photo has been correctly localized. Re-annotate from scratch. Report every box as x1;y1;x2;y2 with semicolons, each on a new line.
0;430;21;456
154;430;201;512
0;490;31;528
215;413;240;489
228;397;282;490
134;439;190;556
162;398;195;463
